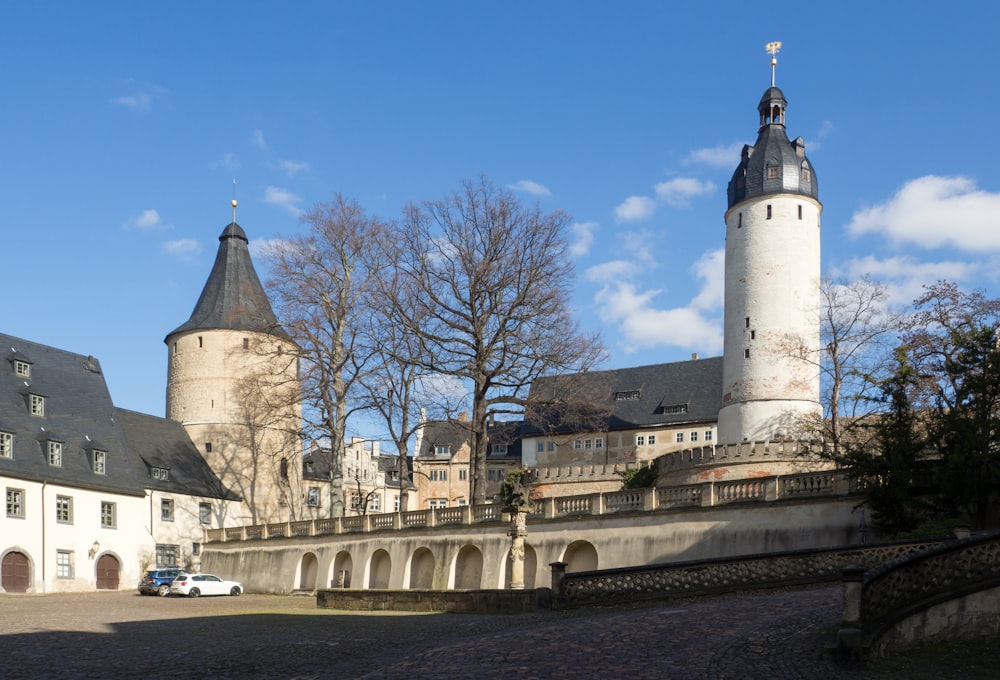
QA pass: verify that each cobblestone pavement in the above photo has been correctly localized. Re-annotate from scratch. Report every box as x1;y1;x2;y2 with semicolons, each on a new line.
0;584;984;679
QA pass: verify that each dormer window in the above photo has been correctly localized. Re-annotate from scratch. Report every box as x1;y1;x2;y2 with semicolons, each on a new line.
48;441;63;467
490;443;508;456
0;430;13;458
151;466;169;481
661;403;689;415
30;394;45;416
92;449;107;475
14;360;30;378
435;445;450;456
614;390;641;401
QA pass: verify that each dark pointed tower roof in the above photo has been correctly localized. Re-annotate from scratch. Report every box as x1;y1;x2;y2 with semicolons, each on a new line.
165;222;289;341
727;84;819;208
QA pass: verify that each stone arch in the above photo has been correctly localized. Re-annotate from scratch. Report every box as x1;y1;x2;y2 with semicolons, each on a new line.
95;553;121;590
331;550;353;588
368;549;391;589
452;545;483;590
502;543;538;589
298;552;319;591
1;550;32;593
562;540;598;572
407;547;435;590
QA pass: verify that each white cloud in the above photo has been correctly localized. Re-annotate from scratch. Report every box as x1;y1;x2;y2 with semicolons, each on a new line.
279;160;310;177
162;239;202;261
507;179;551;196
847;176;1000;251
685;142;745;168
568;221;597;257
592;281;722;353
127;208;169;231
212;153;241;171
263;186;303;216
585;260;634;284
690;248;725;310
252;129;268;150
614;195;657;223
806;120;835;151
111;92;153;112
250;238;289;259
836;254;981;307
654;177;716;207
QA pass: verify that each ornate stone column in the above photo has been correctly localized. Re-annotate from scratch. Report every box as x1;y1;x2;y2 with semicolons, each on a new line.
507;508;528;590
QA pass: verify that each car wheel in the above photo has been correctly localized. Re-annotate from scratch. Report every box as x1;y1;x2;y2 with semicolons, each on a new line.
188;588;201;598
158;584;171;597
230;586;241;596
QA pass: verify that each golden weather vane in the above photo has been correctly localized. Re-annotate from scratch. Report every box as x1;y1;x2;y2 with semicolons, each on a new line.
766;41;782;87
231;178;238;223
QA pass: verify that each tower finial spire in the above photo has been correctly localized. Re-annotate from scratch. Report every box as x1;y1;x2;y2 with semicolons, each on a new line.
231;178;238;224
766;41;782;87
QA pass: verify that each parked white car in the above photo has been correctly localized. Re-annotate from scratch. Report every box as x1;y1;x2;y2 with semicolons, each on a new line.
169;573;243;598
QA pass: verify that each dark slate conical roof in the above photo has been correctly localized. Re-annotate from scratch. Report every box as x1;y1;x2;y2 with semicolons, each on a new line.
727;85;819;208
165;222;289;341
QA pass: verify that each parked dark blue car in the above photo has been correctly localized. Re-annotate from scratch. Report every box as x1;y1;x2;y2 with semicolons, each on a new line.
138;568;189;597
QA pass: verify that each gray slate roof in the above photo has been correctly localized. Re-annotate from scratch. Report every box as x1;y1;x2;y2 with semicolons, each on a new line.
522;356;723;436
727;86;819;208
166;222;288;341
116;409;241;500
0;332;238;501
1;333;149;496
416;419;523;461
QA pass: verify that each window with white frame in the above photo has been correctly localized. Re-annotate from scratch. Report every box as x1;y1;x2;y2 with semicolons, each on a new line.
30;394;45;416
648;435;656;445
595;438;603;449
435;445;450;456
547;441;555;451
636;434;645;446
306;488;320;507
573;439;582;449
584;439;592;449
199;502;212;524
369;495;380;512
161;498;174;522
56;495;72;523
690;431;699;442
6;488;24;518
428;498;447;508
676;432;684;443
151;467;169;481
459;468;467;481
491;443;508;455
393;495;400;511
535;442;544;453
48;441;62;466
56;550;73;578
705;430;713;441
101;501;116;528
92;449;106;475
14;360;30;377
350;492;362;508
0;431;12;458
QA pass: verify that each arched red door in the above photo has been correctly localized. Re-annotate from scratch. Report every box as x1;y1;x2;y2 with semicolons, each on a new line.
96;554;120;590
2;552;30;593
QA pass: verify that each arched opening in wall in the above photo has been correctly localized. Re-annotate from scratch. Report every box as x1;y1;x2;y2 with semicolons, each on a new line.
408;547;435;590
298;552;318;591
562;540;599;572
368;549;391;589
95;554;120;590
2;551;31;593
502;543;538;589
452;545;484;590
331;551;353;588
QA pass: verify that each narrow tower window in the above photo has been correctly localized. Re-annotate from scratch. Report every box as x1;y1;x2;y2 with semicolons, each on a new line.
798;205;803;220
745;317;751;329
242;338;249;350
738;212;742;228
744;349;751;359
198;336;203;348
766;205;772;220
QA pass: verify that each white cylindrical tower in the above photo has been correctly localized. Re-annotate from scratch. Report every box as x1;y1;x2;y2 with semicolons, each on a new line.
717;81;822;444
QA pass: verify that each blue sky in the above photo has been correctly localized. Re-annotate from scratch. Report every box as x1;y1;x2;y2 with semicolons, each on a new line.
2;1;999;427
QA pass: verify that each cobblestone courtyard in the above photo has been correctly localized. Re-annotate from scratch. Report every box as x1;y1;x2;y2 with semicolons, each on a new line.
0;585;996;679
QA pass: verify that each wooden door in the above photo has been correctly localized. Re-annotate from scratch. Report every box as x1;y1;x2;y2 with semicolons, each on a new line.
1;552;30;592
96;554;120;590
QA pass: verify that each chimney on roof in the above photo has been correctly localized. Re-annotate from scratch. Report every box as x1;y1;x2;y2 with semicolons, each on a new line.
691;353;699;360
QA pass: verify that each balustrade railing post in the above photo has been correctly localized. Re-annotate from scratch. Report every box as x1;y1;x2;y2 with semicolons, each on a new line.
837;565;866;668
393;511;404;530
592;492;604;515
462;504;474;525
361;515;373;532
765;477;778;501
701;482;715;507
549;561;568;608
543;497;556;519
428;509;437;528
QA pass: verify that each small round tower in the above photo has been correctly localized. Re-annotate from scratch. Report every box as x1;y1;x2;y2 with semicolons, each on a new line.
718;48;822;444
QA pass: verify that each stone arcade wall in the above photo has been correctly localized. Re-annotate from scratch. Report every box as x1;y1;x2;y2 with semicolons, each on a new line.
201;492;860;595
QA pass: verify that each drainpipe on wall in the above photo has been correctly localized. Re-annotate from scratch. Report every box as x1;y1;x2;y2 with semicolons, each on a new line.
41;480;47;593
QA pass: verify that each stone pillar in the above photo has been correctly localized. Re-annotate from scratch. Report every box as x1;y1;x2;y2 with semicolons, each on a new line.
508;508;528;590
837;565;866;668
549;561;568;607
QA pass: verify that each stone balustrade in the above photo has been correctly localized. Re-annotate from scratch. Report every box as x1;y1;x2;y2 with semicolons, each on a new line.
658;439;827;471
549;539;945;609
204;469;852;544
837;529;1000;664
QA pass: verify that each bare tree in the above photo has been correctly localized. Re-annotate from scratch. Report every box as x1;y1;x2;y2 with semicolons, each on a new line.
786;275;901;456
393;176;605;504
265;195;387;517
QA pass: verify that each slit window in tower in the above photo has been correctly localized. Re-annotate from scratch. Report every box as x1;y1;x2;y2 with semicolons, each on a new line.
242;338;249;350
738;212;742;228
745;317;751;329
798;205;803;220
198;336;203;348
744;349;751;359
766;204;772;219
172;342;177;355
205;442;212;453
751;330;756;339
